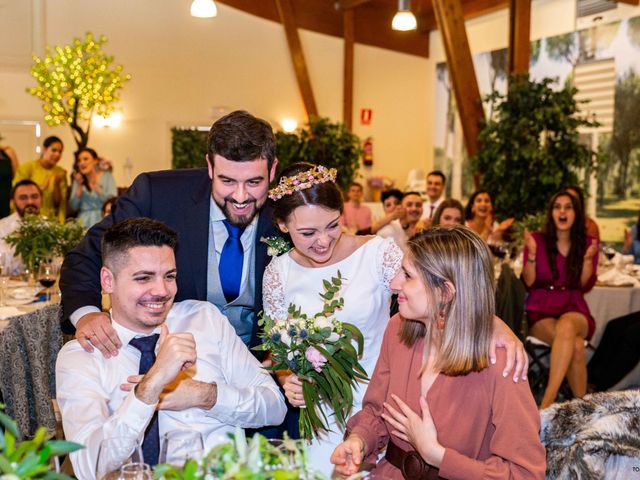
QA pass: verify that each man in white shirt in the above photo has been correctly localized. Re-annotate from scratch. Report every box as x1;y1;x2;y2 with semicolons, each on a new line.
421;170;446;222
0;180;42;274
56;218;286;479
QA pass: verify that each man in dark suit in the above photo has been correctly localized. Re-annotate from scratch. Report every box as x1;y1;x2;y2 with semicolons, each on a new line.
60;110;281;358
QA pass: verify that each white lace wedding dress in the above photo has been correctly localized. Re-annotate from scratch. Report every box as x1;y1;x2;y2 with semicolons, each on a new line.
263;235;403;477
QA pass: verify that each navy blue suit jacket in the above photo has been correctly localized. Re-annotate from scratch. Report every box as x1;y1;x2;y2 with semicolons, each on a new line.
59;168;280;350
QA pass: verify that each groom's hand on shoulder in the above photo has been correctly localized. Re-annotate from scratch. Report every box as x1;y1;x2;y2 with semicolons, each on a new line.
76;312;122;358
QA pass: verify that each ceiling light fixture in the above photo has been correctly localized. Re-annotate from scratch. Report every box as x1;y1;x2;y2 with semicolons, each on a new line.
392;0;417;31
190;0;217;18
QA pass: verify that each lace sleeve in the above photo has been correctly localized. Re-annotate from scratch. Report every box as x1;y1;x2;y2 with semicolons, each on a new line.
376;238;404;291
262;257;288;320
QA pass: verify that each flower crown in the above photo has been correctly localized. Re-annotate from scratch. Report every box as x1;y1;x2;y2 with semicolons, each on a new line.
268;165;337;201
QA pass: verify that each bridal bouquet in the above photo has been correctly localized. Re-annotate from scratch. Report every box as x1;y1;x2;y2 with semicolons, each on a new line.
256;272;368;441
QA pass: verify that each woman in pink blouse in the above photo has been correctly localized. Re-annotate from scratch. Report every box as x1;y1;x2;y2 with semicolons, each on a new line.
523;190;598;409
331;226;545;480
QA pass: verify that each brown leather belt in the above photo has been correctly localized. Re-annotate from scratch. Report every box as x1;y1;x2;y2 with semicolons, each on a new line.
385;440;443;480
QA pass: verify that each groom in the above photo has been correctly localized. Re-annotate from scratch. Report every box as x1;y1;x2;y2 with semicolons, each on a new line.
59;110;281;357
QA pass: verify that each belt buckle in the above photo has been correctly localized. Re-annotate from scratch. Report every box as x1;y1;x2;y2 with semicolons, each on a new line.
402;450;427;478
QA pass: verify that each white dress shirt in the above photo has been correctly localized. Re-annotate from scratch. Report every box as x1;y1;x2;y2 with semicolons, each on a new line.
0;212;25;275
376;219;408;252
421;196;444;221
56;300;286;480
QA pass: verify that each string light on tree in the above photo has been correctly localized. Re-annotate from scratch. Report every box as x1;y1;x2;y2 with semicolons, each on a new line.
27;32;131;150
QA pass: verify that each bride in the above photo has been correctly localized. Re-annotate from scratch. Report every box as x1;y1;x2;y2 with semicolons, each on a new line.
263;163;528;476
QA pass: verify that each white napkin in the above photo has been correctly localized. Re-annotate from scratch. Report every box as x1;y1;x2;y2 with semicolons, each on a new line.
0;306;24;320
10;288;35;300
598;268;640;287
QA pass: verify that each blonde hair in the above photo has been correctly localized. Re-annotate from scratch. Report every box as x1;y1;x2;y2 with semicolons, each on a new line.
399;226;495;375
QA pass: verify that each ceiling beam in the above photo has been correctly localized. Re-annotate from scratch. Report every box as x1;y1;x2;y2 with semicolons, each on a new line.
274;0;319;119
616;0;640;5
336;0;372;10
422;0;509;30
432;0;485;169
343;9;355;130
508;0;531;76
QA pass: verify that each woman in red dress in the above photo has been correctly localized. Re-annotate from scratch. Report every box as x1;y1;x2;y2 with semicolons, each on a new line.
523;190;598;409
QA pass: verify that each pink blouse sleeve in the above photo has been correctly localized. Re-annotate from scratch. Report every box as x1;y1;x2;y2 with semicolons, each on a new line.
438;351;546;479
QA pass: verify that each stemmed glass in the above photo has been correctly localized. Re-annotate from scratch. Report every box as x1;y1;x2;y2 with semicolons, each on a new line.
159;430;204;467
37;258;59;302
119;462;152;480
95;437;144;480
602;244;617;264
0;252;10;306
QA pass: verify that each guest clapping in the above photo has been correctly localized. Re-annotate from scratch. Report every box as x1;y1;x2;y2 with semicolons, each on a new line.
371;189;403;234
69;148;117;228
331;227;544;479
14;135;67;222
465;191;514;243
523;190;598;408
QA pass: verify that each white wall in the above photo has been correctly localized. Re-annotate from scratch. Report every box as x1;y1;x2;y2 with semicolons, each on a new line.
2;0;634;194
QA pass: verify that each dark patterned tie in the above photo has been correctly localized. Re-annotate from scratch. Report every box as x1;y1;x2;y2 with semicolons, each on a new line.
219;219;245;302
129;334;160;465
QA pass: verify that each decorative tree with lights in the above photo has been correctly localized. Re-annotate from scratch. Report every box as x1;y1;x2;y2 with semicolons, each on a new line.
27;32;130;150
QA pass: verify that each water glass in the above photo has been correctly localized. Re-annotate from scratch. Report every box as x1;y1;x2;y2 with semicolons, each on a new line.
119;462;152;480
95;437;144;480
159;430;204;467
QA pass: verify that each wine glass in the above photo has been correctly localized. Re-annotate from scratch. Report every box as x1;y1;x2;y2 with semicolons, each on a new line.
37;259;59;302
0;252;10;306
119;462;152;480
95;437;144;480
158;430;204;467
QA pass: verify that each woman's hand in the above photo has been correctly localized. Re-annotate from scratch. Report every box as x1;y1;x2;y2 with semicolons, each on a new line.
584;238;598;261
330;434;365;478
624;229;632;254
381;394;445;468
523;228;537;256
281;373;306;407
490;316;528;382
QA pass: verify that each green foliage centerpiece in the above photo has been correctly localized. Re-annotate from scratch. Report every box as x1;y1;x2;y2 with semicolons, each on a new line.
256;272;368;441
0;405;82;479
4;216;85;272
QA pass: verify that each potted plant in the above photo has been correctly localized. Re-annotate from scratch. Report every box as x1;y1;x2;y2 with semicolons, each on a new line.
0;405;82;479
471;75;598;221
275;117;363;191
4;216;85;273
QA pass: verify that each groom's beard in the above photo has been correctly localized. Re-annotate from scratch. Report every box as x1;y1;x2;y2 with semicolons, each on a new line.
216;196;259;228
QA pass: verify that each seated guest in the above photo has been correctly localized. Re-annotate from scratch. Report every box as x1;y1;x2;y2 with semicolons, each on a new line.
69;147;117;228
0;180;42;274
371;188;403;234
465;190;514;243
421;170;446;223
623;210;640;264
523;191;598;408
377;191;424;251
563;185;600;241
331;226;545;479
432;198;464;227
56;218;286;478
342;182;372;234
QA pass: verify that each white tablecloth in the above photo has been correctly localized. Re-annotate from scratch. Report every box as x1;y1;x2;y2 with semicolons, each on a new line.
585;285;640;347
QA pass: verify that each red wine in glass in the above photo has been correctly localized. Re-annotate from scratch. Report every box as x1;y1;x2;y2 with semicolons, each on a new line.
39;278;56;288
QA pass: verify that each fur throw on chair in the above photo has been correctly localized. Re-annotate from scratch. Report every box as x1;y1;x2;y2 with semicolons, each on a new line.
540;390;640;479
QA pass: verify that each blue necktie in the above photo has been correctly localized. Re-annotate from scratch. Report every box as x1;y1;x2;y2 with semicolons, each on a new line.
129;334;160;466
219;220;245;303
